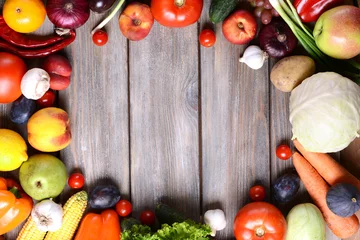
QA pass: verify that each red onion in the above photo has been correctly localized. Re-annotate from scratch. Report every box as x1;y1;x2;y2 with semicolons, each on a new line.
46;0;90;29
258;18;297;58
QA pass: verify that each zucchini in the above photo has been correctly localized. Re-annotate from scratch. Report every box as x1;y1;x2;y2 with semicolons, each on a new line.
155;203;186;225
209;0;238;23
121;217;141;232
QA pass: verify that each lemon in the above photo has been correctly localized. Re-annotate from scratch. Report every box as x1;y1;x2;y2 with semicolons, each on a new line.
0;129;28;171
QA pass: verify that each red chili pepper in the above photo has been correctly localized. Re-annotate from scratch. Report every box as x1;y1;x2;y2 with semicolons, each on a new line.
294;0;344;23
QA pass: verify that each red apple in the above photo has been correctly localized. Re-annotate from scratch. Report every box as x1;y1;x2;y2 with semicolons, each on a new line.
119;2;154;41
222;10;257;45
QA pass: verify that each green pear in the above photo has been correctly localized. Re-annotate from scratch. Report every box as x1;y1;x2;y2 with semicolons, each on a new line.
313;6;360;59
20;154;67;200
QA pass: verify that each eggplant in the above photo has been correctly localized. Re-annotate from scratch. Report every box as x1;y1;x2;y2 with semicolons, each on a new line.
89;185;121;209
326;183;360;217
89;0;116;13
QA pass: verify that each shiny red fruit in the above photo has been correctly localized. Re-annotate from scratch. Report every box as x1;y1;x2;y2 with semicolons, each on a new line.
92;30;108;46
276;144;292;160
140;210;155;226
199;29;216;47
36;90;56;108
116;200;133;217
249;185;266;201
68;173;85;189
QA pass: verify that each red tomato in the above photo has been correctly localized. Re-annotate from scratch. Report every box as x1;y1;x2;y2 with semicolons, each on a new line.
36;90;56;108
276;144;292;160
249;185;265;201
92;30;108;46
234;202;287;240
115;200;133;217
199;29;216;47
0;52;27;103
151;0;203;27
68;173;85;189
140;210;155;226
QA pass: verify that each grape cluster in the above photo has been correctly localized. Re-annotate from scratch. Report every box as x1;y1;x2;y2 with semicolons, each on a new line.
248;0;280;24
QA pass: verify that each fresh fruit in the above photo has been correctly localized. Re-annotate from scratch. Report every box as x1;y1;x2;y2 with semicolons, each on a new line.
0;52;27;103
10;96;36;124
36;90;56;108
209;0;237;23
140;210;156;226
27;107;72;152
92;30;108;46
89;185;121;209
119;2;154;41
276;144;292;160
222;10;257;45
249;185;266;201
42;54;72;90
3;0;46;33
326;183;360;218
89;0;116;13
313;5;360;59
68;173;85;189
199;29;216;48
19;154;67;201
115;200;133;217
0;129;28;171
248;0;280;24
273;173;300;203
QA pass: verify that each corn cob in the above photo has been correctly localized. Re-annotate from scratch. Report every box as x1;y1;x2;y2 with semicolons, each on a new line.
17;216;47;240
44;191;88;240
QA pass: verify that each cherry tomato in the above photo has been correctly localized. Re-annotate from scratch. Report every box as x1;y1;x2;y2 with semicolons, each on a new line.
140;210;155;226
276;144;292;160
92;30;108;46
199;29;216;47
115;199;133;217
36;90;56;108
68;173;85;189
249;185;266;201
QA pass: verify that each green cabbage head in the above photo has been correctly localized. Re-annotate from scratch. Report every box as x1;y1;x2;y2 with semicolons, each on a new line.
290;72;360;153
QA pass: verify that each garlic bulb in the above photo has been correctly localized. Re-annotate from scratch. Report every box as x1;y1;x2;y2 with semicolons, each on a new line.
204;209;227;236
239;45;268;70
21;68;50;100
31;199;63;232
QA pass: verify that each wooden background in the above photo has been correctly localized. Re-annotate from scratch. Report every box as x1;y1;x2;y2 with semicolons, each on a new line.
1;0;360;239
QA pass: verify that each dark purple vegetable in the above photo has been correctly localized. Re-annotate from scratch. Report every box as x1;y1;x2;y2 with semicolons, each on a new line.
46;0;90;29
258;18;297;58
273;173;300;203
326;183;360;217
89;0;116;13
89;185;121;209
10;96;36;124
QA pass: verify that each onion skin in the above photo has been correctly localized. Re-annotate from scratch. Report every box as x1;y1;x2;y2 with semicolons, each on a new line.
46;0;90;29
258;18;297;58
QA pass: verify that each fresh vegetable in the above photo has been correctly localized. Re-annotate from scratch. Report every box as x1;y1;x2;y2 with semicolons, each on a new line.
204;209;227;236
285;203;326;240
290;72;360;153
74;209;120;240
151;0;203;28
31;199;63;232
155;203;186;225
209;0;238;23
0;177;33;235
249;185;266;201
239;45;268;70
42;54;72;91
0;52;27;103
140;210;156;226
115;200;133;217
233;202;286;239
275;144;292;160
121;218;141;232
44;191;88;240
46;0;90;29
0;129;28;171
68;173;85;189
273;173;300;203
89;0;116;13
20;68;50;100
121;220;212;240
270;56;315;92
258;18;297;58
292;152;359;238
293;139;360;189
294;0;344;23
89;185;121;209
326;183;360;217
10;96;36;124
36;90;56;108
92;30;108;46
199;29;216;48
17;216;47;240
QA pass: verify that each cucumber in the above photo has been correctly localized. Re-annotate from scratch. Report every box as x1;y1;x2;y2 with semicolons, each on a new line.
209;0;238;23
121;217;141;232
155;203;187;225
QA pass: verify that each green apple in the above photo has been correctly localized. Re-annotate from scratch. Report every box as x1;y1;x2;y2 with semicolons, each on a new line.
313;5;360;59
19;154;67;200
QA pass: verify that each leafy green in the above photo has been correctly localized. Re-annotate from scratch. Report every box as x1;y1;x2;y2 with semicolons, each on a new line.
121;220;212;240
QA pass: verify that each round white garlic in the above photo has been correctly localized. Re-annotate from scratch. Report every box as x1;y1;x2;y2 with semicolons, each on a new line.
239;45;268;70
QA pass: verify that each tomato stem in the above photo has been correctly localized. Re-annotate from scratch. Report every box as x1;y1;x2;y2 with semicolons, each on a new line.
175;0;185;7
255;227;265;237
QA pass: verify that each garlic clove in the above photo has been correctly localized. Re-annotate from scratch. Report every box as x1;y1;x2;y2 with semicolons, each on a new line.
21;68;50;100
239;45;268;70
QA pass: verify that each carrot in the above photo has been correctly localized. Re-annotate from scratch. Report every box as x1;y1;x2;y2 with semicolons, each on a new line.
292;152;359;238
294;139;360;189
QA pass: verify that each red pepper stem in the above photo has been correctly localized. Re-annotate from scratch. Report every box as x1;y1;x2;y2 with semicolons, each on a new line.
9;187;21;199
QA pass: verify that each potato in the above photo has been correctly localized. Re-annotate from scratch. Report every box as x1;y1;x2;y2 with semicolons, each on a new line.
270;56;315;92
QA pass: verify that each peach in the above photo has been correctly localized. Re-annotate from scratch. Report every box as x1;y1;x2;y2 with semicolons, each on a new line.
42;54;72;90
119;2;154;41
27;107;71;152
